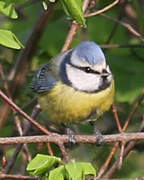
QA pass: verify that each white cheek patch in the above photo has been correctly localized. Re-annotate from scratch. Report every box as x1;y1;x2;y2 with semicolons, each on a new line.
66;64;101;92
106;65;111;73
106;65;113;83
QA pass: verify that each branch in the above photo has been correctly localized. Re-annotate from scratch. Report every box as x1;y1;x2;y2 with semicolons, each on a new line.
0;1;57;129
61;22;81;52
4;104;41;174
112;104;122;132
0;89;50;135
96;142;119;179
103;140;137;178
0;173;38;179
97;91;144;178
61;0;91;52
1;133;144;145
0;64;31;163
100;13;144;42
100;43;144;49
122;92;144;131
9;2;57;87
103;114;144;178
96;104;121;179
85;0;120;17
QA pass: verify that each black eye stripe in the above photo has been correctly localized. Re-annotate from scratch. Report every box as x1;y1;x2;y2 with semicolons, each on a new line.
81;67;100;74
68;62;100;74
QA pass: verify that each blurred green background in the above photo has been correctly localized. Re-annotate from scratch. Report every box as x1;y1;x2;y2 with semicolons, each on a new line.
0;0;144;178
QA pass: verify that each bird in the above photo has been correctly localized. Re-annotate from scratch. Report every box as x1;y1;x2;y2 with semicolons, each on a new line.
31;41;115;131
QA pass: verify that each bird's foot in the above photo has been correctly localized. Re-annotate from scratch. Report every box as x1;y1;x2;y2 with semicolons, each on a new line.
94;127;104;145
66;128;76;144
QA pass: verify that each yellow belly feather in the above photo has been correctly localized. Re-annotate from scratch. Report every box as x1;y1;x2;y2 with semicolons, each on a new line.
38;80;115;124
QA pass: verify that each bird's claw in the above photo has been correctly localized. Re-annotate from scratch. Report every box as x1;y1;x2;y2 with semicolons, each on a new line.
94;127;104;145
66;128;76;144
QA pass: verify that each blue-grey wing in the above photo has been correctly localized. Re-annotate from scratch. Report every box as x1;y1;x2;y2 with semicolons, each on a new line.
31;64;57;93
31;50;71;93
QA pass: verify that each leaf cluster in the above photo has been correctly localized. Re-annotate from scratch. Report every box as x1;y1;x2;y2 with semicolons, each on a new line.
27;154;96;180
0;0;85;50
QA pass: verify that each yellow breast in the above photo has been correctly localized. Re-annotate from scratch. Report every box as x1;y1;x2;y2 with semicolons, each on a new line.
38;80;115;124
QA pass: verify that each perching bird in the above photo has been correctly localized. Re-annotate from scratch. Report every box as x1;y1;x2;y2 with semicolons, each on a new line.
31;41;115;127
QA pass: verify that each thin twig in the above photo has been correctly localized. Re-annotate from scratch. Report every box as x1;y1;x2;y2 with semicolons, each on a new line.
0;1;57;129
61;22;81;52
82;0;92;13
14;115;32;162
85;0;120;17
0;65;11;97
1;156;7;173
118;141;125;169
103;140;137;178
0;88;66;165
46;143;54;156
0;65;26;136
122;91;144;131
97;104;122;178
140;112;144;131
0;65;31;164
61;0;91;52
101;13;144;42
101;43;144;49
105;11;123;44
0;89;50;135
58;142;70;162
0;173;38;179
20;97;37;112
130;48;144;63
112;104;122;133
96;142;119;179
104;104;144;178
99;91;144;178
4;104;41;173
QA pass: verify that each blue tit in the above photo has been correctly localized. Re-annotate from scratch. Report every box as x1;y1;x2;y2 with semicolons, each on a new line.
31;41;115;125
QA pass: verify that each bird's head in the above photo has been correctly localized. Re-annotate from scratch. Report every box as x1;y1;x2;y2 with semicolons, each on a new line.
60;41;113;93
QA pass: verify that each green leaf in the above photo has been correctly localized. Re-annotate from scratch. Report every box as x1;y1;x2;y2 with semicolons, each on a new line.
60;0;86;26
0;1;18;19
42;0;48;10
65;161;96;180
65;161;83;180
0;29;24;49
42;0;56;8
2;0;28;3
27;154;61;175
76;162;96;176
49;166;66;180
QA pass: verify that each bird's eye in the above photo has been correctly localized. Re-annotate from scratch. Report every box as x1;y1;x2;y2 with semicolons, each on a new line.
102;69;107;73
85;67;91;73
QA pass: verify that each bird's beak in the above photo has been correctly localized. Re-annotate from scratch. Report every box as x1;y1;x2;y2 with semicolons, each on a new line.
101;72;111;77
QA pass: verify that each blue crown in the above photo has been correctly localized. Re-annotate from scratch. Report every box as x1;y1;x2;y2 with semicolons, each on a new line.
74;41;105;65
